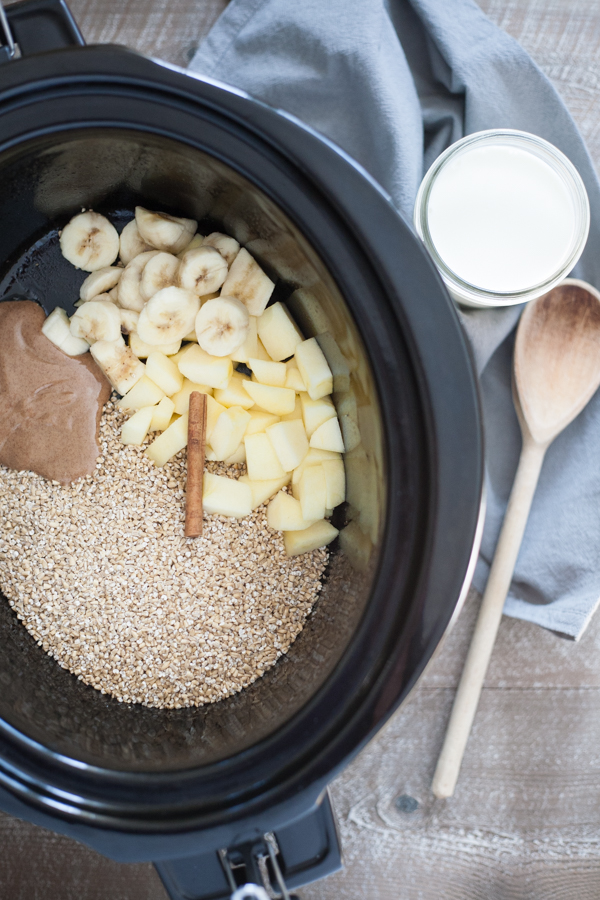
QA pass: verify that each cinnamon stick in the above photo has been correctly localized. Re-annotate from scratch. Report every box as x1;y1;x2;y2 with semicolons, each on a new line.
185;391;207;537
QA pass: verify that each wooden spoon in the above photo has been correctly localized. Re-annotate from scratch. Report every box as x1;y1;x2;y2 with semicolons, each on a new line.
432;279;600;800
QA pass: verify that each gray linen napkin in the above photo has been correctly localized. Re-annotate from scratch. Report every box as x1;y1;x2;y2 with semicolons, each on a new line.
190;0;600;639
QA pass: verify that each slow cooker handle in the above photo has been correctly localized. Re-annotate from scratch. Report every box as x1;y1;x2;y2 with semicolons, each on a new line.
1;0;84;61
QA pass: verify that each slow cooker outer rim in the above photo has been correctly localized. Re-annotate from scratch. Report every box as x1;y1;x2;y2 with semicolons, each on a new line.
0;46;483;833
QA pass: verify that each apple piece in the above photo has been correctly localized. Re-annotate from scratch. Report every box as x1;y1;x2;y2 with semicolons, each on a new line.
178;344;232;389
295;337;333;400
121;406;154;445
146;350;184;396
150;395;176;432
300;393;336;437
169;343;197;366
257;301;303;361
220;247;274;316
242;380;295;416
167;413;181;428
266;419;309;472
316;332;351;393
205;395;227;443
171;378;214;415
298;465;327;521
254;338;272;361
130;332;181;359
248;357;287;387
214;372;255;409
245;410;280;436
267;491;318;531
283;520;339;556
322;458;346;508
292;446;342;483
182;329;198;342
285;361;306;391
224;443;246;465
230;315;258;363
245;432;286;480
239;473;291;509
117;375;165;412
281;395;303;422
210;406;251;461
310;416;345;452
145;412;189;466
203;472;252;518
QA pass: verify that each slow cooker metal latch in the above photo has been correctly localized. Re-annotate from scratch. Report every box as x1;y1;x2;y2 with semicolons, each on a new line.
220;832;299;900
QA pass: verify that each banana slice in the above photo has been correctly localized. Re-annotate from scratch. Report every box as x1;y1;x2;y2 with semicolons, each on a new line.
137;286;200;346
119;219;152;265
70;299;122;344
220;247;274;316
90;336;145;395
79;266;123;302
60;211;120;272
140;251;180;301
74;291;115;308
195;296;250;357
118;250;160;312
202;232;240;266
120;308;139;335
135;206;197;254
42;307;90;356
177;245;228;296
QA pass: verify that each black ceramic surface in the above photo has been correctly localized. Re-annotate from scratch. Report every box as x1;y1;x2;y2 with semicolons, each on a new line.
0;41;482;838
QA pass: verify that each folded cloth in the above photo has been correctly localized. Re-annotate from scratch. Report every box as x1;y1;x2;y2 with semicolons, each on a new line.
190;0;600;639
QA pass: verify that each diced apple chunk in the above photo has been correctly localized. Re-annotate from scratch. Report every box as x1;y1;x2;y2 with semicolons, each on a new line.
292;447;342;484
214;373;254;409
210;406;251;460
239;474;291;509
245;410;280;436
267;491;318;531
266;419;309;472
224;443;246;464
117;375;165;412
242;380;295;415
230;315;258;363
220;247;274;316
145;412;189;466
283;520;339;556
178;344;232;389
248;357;287;387
298;465;327;521
295;337;333;400
257;301;303;361
245;432;286;480
310;416;345;452
203;472;252;518
300;393;336;436
121;406;154;445
171;378;213;415
254;338;272;361
281;395;303;422
205;395;227;443
130;332;181;359
285;361;306;391
146;351;184;396
150;395;175;432
322;459;346;508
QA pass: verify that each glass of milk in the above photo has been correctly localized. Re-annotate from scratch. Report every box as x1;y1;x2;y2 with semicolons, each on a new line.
413;130;590;308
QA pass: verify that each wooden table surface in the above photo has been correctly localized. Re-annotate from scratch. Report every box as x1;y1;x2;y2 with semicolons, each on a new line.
3;1;600;898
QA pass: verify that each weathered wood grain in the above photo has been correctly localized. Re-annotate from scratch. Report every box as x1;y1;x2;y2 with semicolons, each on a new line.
1;1;600;899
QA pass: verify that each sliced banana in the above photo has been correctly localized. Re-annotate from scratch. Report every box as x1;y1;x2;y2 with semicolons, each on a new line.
220;247;274;316
140;251;180;301
202;232;240;266
70;299;122;344
137;286;200;346
74;291;115;308
135;206;197;254
177;246;228;296
118;250;160;312
90;336;145;395
177;233;203;259
120;308;139;335
195;295;250;357
60;211;120;272
41;307;90;356
79;266;123;302
119;219;152;265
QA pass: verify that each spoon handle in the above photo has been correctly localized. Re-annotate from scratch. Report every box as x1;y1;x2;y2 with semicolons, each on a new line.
432;435;547;799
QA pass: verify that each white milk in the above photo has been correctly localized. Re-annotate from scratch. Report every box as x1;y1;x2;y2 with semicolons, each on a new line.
426;143;577;293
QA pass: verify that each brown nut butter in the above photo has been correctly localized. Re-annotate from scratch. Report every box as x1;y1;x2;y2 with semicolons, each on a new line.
0;300;110;484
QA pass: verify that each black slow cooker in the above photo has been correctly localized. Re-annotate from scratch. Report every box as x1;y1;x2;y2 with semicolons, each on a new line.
0;1;483;897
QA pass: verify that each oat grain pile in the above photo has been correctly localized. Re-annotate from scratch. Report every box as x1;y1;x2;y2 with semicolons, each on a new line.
0;399;328;708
